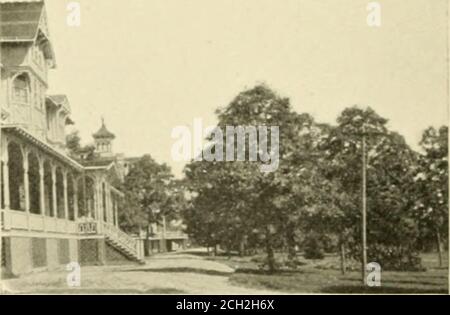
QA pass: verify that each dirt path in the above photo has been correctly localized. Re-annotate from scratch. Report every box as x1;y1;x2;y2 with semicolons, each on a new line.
1;250;280;294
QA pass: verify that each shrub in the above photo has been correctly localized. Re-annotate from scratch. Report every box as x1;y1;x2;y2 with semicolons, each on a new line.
368;244;425;271
303;234;325;260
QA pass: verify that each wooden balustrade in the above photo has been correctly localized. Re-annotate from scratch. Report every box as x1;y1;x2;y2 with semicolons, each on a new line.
1;209;78;234
78;221;98;234
1;209;143;260
148;231;188;240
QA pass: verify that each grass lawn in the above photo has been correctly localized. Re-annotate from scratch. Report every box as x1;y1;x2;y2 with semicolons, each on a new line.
203;251;448;294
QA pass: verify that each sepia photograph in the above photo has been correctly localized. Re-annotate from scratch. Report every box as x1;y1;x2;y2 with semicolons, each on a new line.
0;0;449;299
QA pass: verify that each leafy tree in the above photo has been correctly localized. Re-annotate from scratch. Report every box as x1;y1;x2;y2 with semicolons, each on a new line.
320;107;423;271
184;84;314;272
66;130;81;153
65;130;95;160
122;155;182;254
413;126;448;267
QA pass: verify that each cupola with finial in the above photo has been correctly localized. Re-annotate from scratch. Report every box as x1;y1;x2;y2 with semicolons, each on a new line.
93;118;115;157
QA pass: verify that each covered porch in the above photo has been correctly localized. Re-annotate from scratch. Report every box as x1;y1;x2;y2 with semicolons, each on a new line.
0;126;121;236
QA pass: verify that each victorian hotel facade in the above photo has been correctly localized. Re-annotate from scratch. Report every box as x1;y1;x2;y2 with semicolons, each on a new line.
0;0;144;277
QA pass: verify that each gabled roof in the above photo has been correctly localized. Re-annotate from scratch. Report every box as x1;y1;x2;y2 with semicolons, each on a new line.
0;0;56;67
0;1;44;41
46;95;71;113
47;94;68;105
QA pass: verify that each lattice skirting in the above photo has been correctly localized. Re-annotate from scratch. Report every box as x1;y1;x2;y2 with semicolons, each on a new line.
31;238;47;268
79;239;101;265
57;239;70;265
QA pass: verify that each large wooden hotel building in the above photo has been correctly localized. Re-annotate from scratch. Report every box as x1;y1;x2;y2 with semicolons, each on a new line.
0;0;145;277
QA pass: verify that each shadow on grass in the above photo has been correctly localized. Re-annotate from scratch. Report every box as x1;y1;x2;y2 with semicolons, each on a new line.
123;267;232;277
1;272;18;280
432;267;450;271
18;288;186;295
181;251;241;258
235;268;313;276
149;255;205;261
342;277;446;287
320;285;448;294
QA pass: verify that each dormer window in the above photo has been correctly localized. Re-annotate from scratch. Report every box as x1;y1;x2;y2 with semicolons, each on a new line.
13;74;30;104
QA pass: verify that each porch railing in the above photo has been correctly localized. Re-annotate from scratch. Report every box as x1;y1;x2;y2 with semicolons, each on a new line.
149;231;189;240
1;209;78;234
78;220;98;234
1;209;144;261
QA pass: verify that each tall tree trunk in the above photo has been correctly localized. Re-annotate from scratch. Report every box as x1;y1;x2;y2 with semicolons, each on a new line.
266;233;276;274
239;238;245;257
144;227;150;257
226;241;232;259
340;240;347;275
286;226;297;262
435;228;443;268
239;235;248;257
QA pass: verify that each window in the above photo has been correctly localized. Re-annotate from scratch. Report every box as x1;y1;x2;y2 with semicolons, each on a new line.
12;74;30;104
46;112;51;130
34;79;39;108
33;45;43;67
40;85;45;109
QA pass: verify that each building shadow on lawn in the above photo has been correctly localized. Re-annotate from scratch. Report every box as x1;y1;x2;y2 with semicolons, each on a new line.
123;267;232;277
320;285;448;294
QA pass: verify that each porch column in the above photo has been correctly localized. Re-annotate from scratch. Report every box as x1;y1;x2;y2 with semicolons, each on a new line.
1;139;10;210
23;149;30;214
63;170;68;220
51;165;57;218
82;176;89;218
22;148;30;231
107;184;112;224
114;197;119;228
95;178;104;233
38;159;45;216
94;178;100;221
105;184;109;223
101;181;106;223
73;177;79;220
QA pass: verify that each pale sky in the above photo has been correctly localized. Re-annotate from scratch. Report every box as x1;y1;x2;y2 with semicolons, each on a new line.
44;0;449;177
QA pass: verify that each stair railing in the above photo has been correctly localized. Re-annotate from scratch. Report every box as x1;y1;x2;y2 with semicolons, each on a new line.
102;222;139;258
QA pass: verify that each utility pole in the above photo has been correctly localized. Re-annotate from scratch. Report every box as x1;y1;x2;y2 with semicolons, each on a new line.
361;125;368;285
0;4;4;285
348;117;384;285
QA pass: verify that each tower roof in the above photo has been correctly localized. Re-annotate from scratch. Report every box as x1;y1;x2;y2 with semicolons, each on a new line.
93;119;115;140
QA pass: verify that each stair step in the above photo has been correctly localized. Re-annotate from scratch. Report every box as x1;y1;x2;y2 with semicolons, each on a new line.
103;227;144;264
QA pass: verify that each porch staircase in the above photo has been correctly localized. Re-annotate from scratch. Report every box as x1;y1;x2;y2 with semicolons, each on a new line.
102;223;145;264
